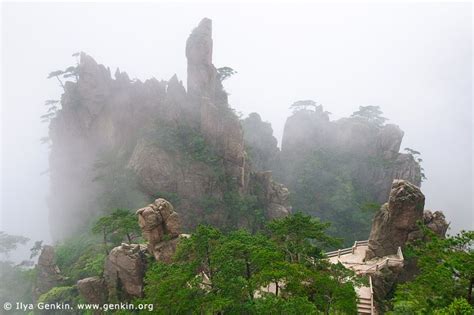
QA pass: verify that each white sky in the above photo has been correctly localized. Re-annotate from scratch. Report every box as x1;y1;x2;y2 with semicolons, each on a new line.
1;2;472;253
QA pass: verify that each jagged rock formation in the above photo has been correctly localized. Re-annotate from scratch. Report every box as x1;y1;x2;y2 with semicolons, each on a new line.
33;246;64;300
420;210;449;237
365;179;449;260
103;243;148;301
259;106;423;244
279;108;421;204
241;113;280;172
48;18;290;240
250;172;291;219
136;198;182;262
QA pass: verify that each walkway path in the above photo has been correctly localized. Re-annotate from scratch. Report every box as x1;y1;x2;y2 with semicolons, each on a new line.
326;240;404;315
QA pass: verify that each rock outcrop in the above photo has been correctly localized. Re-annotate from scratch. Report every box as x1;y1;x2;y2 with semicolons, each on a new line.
250;172;291;220
241;113;280;172
275;107;422;244
77;277;108;305
103;243;148;301
33;246;64;300
365;180;449;260
279;108;421;205
421;210;450;237
365;180;425;259
136;198;182;263
47;18;290;240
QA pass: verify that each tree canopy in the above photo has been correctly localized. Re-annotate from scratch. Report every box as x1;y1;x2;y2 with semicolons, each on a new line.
91;208;141;254
0;231;29;257
389;229;474;314
139;214;360;314
351;105;387;126
217;66;237;82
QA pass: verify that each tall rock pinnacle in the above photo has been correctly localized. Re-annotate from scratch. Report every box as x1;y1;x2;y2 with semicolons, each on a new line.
186;17;216;103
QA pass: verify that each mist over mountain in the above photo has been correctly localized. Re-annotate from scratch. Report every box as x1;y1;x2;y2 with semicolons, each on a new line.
1;1;472;258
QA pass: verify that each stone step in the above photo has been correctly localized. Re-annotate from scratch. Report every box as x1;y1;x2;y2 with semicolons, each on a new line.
357;304;375;315
358;297;371;303
357;303;372;309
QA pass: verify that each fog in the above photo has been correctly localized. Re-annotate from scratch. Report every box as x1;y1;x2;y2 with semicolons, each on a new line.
1;2;472;255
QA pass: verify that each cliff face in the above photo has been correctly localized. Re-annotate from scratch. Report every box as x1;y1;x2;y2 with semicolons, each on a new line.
365;180;449;260
262;107;423;244
241;113;280;172
48;19;289;240
280;109;421;203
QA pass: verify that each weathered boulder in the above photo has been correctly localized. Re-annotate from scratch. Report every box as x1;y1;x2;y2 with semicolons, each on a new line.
365;180;450;260
104;243;147;301
136;198;183;262
77;276;108;305
33;245;64;300
365;180;425;260
152;237;181;264
251;171;291;220
422;210;450;237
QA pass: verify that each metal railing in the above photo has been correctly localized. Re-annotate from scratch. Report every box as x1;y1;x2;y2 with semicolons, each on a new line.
325;240;369;258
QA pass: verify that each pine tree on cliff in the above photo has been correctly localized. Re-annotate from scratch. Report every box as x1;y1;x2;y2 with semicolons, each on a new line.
351;105;388;126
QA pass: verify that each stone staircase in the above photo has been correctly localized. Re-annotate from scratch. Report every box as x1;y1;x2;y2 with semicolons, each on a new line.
327;240;403;315
358;296;375;314
356;278;376;315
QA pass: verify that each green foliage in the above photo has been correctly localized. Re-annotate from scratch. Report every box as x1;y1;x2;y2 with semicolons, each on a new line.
83;253;107;276
217;66;237;82
29;240;43;259
40;99;60;123
289;150;375;246
267;212;341;263
91;208;141;253
241;112;279;172
253;295;318;314
433;298;474;315
404;147;427;182
139;218;359;314
55;233;105;282
152;120;223;169
390;229;474;314
0;231;29;257
224;191;265;232
0;261;36;308
351;105;387;126
290;100;320;112
93;148;150;212
37;286;79;307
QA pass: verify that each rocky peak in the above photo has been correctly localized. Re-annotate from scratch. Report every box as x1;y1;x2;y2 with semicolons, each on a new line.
186;17;215;102
135;198;182;262
48;18;290;239
279;108;421;205
33;245;64;300
241;113;280;172
365;180;448;260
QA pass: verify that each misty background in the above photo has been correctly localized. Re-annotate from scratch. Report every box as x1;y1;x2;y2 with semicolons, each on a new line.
1;2;472;255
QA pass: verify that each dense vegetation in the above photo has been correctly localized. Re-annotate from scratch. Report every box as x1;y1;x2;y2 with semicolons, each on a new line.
1;212;473;313
289;148;377;245
389;229;474;314
138;213;361;314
